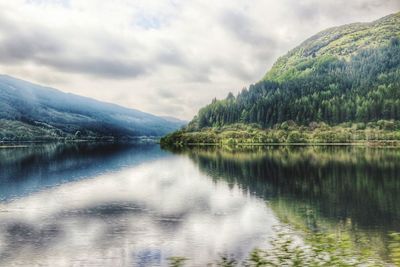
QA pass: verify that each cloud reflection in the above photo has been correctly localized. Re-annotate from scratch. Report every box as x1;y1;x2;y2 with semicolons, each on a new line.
0;153;278;266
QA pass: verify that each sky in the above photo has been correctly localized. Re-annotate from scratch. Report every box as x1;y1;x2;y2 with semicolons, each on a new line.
0;0;399;120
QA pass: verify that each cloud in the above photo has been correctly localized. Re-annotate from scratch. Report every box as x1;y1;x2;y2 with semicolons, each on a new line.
220;9;275;46
156;88;177;99
0;30;148;78
0;6;149;78
0;0;398;119
39;57;149;78
0;30;61;63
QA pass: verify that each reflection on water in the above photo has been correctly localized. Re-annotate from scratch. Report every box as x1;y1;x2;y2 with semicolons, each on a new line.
2;144;400;265
0;144;277;266
177;145;400;261
0;143;167;200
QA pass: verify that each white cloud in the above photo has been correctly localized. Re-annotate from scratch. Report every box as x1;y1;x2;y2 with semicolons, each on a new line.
0;0;398;119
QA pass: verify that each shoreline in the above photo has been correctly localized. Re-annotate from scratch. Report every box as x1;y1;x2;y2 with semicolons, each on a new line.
2;140;400;149
160;123;400;148
162;141;400;149
0;138;161;148
186;141;400;146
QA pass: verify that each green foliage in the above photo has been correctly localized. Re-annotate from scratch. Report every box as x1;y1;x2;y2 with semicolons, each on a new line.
161;122;400;146
0;119;68;141
165;39;400;146
189;39;400;130
167;256;188;267
169;228;389;266
287;131;307;143
389;233;400;266
0;119;117;142
164;13;400;146
176;13;400;138
265;12;400;81
241;228;385;266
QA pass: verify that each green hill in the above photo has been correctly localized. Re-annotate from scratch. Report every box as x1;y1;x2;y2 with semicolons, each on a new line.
265;12;400;81
162;12;400;146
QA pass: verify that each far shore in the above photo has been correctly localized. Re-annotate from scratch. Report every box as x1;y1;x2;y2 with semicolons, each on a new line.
0;138;161;148
3;140;400;149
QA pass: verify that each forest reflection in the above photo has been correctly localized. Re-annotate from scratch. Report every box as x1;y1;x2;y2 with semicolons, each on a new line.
169;145;400;259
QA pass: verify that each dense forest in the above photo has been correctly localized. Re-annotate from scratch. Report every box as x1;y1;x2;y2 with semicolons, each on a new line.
191;38;400;129
161;12;400;145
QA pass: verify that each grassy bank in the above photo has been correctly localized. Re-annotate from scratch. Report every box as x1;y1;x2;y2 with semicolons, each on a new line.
161;121;400;147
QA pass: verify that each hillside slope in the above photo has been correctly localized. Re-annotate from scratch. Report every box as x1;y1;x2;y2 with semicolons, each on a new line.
162;12;400;145
0;75;185;141
265;12;400;81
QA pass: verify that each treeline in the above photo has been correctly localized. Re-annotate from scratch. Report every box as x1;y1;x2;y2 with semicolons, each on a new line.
0;119;127;142
189;38;400;130
160;122;400;146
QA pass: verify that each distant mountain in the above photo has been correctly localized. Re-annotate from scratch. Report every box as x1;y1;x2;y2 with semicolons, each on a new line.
0;75;186;141
186;11;400;129
160;116;188;125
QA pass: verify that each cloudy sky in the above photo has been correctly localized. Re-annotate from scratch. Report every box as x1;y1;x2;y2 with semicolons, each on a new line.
0;0;399;120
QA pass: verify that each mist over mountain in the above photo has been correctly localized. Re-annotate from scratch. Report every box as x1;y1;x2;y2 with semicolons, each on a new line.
0;75;186;141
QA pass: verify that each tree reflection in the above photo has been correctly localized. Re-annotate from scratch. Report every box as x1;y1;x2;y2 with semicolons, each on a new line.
169;145;400;260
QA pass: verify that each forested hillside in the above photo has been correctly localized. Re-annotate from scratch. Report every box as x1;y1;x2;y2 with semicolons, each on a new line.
0;75;186;141
192;38;400;129
162;12;400;145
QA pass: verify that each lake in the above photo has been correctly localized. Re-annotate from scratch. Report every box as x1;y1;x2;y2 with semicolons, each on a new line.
0;143;399;266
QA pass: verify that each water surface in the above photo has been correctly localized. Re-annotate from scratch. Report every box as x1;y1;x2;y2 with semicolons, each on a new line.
0;143;276;266
0;144;399;266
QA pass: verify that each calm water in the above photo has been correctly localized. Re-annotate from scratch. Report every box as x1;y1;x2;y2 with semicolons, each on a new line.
0;144;399;266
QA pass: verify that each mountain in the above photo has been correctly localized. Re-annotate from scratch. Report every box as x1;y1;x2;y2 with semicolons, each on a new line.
160;116;188;125
0;75;186;141
265;12;400;82
162;12;400;145
192;12;400;128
